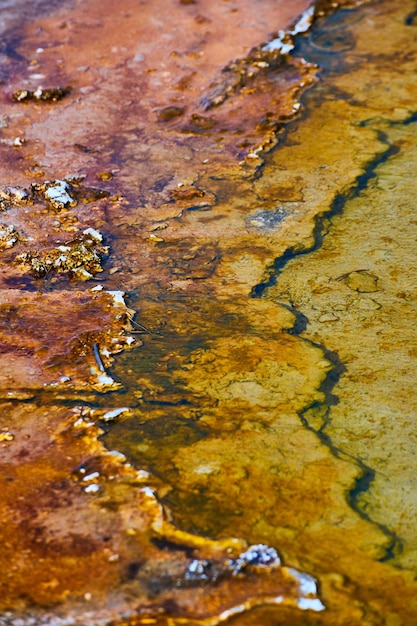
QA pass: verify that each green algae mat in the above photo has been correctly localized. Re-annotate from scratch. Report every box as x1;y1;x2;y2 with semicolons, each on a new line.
0;0;416;624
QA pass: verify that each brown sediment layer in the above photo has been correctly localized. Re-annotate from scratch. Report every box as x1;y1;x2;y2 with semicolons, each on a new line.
1;0;417;625
0;403;324;624
0;0;332;623
0;288;135;394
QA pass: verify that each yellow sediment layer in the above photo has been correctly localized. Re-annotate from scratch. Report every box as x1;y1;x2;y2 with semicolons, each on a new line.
0;0;416;624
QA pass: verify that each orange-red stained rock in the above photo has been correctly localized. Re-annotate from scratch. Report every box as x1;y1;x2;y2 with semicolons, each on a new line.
0;289;135;394
2;1;417;625
0;402;325;623
0;1;331;623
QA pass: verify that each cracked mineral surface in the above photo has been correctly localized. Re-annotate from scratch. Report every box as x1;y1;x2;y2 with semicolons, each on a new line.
0;0;417;625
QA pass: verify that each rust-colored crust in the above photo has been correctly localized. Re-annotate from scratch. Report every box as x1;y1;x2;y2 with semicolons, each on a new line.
1;0;417;625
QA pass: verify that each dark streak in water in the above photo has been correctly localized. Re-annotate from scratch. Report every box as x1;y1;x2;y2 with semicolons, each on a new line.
405;9;417;25
0;41;26;63
250;96;417;564
93;343;106;372
251;132;399;299
251;4;417;561
298;341;402;562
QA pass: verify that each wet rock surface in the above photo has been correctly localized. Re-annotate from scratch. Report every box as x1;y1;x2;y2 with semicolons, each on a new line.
0;0;417;625
0;288;135;394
